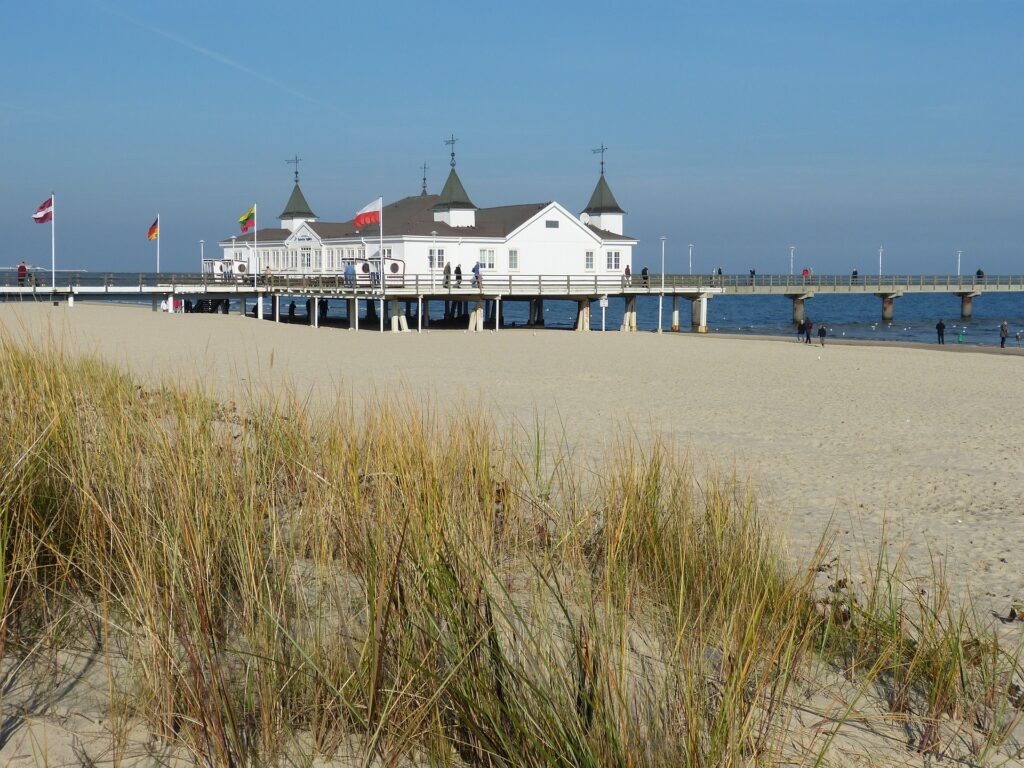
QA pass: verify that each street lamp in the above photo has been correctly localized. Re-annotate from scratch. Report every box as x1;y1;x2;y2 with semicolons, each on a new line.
688;243;693;275
659;236;667;334
199;240;205;271
789;245;795;275
878;245;884;277
431;230;437;290
956;249;962;277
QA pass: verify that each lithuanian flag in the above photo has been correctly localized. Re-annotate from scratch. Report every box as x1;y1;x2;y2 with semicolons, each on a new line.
239;205;256;233
147;218;159;240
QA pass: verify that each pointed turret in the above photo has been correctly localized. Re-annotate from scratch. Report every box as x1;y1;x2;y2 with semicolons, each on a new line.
433;168;477;227
582;175;625;235
279;183;318;231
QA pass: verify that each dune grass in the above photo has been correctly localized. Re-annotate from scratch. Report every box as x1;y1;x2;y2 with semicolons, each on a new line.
0;340;1022;766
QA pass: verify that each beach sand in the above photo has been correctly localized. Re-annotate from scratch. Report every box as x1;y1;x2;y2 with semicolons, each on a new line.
4;300;1024;765
2;301;1021;605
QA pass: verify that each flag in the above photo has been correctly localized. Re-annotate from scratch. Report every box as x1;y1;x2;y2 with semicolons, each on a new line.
147;218;159;240
353;197;382;228
32;196;53;224
239;205;255;233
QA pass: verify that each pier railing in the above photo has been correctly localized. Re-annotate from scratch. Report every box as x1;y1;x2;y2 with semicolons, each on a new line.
2;272;1023;295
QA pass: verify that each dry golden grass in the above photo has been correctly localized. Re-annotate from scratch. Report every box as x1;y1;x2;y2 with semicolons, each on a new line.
1;340;1022;766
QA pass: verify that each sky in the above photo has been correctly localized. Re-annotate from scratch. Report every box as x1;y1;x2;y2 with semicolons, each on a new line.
2;0;1022;275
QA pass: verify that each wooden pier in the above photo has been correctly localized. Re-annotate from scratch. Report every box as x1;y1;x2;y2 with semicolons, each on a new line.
2;272;1022;332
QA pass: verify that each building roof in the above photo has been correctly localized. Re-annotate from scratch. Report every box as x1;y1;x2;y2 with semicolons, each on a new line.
279;183;317;220
228;195;634;244
433;168;476;210
583;174;624;215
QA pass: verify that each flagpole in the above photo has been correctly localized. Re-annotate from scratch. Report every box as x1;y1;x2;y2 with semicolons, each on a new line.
379;196;384;292
253;204;258;288
156;213;161;273
51;192;56;290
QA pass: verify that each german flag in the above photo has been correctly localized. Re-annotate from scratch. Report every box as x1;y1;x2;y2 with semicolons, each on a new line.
239;206;255;233
147;218;159;240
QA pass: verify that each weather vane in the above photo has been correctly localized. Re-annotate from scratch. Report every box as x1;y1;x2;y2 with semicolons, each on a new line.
286;154;302;183
592;144;608;175
421;161;429;194
445;134;458;168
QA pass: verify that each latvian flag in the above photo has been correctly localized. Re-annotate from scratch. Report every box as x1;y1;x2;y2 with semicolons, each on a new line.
147;218;159;240
353;197;382;228
32;196;53;224
239;205;255;233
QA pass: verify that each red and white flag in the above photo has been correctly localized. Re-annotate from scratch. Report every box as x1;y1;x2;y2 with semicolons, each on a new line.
353;197;382;228
32;196;54;224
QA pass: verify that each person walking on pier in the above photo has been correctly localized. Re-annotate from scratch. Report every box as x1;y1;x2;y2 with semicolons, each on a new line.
472;261;481;288
443;261;451;288
455;264;462;287
17;261;27;286
804;318;813;344
624;264;631;286
818;322;826;347
1000;320;1009;348
936;319;946;344
641;265;650;286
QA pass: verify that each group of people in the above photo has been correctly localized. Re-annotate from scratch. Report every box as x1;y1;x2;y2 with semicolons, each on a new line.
440;261;483;288
936;319;1015;347
796;318;827;346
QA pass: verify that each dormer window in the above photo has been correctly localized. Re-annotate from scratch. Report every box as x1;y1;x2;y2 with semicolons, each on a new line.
545;220;559;228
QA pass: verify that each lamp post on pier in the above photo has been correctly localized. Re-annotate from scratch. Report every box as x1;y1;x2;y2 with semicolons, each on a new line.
878;245;884;278
688;243;693;275
789;245;795;275
199;240;204;271
659;236;667;334
956;249;962;277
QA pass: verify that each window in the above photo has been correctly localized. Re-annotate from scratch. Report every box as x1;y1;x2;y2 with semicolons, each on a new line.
479;249;495;269
545;220;559;228
314;249;322;270
301;248;311;269
585;251;594;270
606;251;620;270
429;247;445;269
508;249;519;270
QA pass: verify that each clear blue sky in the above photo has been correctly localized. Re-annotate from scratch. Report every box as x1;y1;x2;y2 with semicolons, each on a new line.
3;0;1021;274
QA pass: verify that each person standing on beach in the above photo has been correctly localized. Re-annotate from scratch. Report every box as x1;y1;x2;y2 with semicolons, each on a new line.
804;318;813;344
818;323;826;347
1000;320;1009;348
796;319;805;342
936;319;946;344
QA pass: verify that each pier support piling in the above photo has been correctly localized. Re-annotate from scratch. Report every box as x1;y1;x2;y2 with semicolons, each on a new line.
621;296;638;332
469;300;485;331
876;293;901;323
273;295;280;322
528;298;546;327
691;295;709;333
257;295;264;320
791;297;805;324
239;297;246;316
390;298;409;332
958;292;978;320
671;296;680;332
575;299;590;332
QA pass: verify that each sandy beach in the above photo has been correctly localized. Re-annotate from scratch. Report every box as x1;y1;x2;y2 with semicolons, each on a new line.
3;300;1022;607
